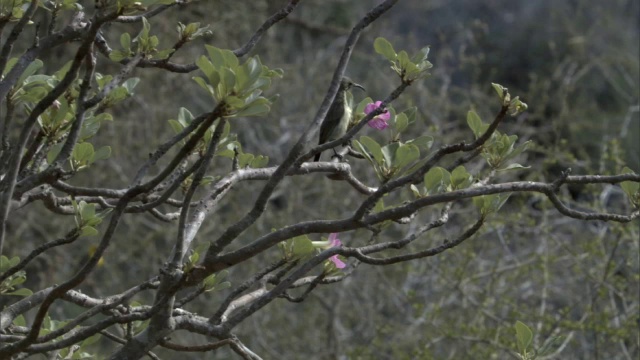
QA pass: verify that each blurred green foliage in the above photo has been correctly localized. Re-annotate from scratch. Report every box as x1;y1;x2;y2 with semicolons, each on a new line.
3;0;637;358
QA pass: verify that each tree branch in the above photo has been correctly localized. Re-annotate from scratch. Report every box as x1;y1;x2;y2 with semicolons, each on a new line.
199;0;401;276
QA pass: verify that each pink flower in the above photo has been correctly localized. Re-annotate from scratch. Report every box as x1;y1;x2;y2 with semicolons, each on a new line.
327;233;346;269
329;255;346;269
364;101;390;130
328;233;341;247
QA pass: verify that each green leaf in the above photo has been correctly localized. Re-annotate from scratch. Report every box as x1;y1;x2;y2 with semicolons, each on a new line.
154;48;175;60
79;201;96;220
397;50;411;72
120;32;131;50
491;83;505;100
220;67;236;97
196;56;220;90
221;49;239;69
84;217;103;228
234;65;249;92
500;134;518;157
280;235;314;261
360;136;384;164
406;135;433;151
92;146;111;162
122;78;140;94
177;107;194;125
374;37;397;61
411;46;430;64
205;45;226;69
192;76;216;99
9;271;25;284
450;165;472;190
503;140;532;163
78;114;110;142
202;270;231;292
13;315;26;327
72;142;95;164
537;336;564;356
221;121;231;140
410;184;422;198
381;142;399;170
94;113;113;122
45;143;63;167
515;321;533;354
214;281;231;291
6;288;32;297
243;76;271;94
226;96;245;108
8;256;19;267
2;58;17;77
238;153;254;168
237;57;262;92
81;333;101;348
404;106;418;124
509;96;528;115
15;85;47;103
386;106;397;130
394;113;408;134
217;141;239;158
95;73;112;89
475;193;512;216
291;236;314;259
467;110;483;138
168;119;184;134
235;102;270;117
138;17;151;42
22;74;51;87
169;119;185;134
17;59;43;87
0;256;19;271
250;155;269;168
105;87;128;103
352;140;374;164
404;60;421;79
493;193;511;212
50;97;69;128
182;22;198;37
149;35;159;49
192;24;213;39
80;226;98;237
54;61;73;80
394;143;419;171
424;167;450;194
202;274;216;289
497;163;530;172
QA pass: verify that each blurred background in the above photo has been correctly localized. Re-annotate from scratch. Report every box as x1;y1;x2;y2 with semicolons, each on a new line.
6;0;639;358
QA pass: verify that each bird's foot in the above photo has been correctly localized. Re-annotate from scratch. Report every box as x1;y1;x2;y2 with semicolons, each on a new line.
330;153;344;162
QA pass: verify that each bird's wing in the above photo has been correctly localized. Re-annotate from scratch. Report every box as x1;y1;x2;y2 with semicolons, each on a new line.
319;98;343;144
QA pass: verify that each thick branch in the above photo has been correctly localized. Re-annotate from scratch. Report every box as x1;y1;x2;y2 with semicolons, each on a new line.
187;178;639;282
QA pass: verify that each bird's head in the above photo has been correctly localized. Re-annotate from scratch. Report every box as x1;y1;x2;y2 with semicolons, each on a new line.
341;77;365;92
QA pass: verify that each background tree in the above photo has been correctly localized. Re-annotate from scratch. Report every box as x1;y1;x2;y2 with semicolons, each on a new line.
0;0;638;359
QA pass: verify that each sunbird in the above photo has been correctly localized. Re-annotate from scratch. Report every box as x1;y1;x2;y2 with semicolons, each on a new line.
314;77;365;162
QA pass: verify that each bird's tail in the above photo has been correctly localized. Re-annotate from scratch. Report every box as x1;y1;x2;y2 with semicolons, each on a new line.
313;152;321;162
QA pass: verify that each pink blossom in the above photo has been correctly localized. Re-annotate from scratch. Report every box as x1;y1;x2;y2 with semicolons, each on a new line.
328;233;341;247
327;233;346;269
364;101;390;130
329;255;346;269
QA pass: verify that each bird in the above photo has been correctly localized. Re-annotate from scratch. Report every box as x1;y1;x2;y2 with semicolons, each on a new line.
314;77;365;162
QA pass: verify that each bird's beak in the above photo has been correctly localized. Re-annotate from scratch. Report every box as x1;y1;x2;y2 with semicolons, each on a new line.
353;83;365;91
